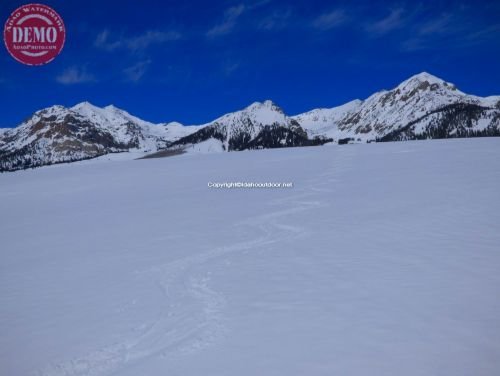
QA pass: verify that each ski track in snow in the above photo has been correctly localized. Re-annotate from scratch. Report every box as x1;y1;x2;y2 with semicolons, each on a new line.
36;148;357;376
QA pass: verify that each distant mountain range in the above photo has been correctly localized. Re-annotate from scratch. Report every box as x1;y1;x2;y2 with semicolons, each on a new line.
1;72;499;172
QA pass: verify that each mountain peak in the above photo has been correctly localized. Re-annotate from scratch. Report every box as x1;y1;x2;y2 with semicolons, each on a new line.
71;101;102;113
34;105;68;119
398;72;457;91
245;100;283;114
408;72;444;83
39;104;66;112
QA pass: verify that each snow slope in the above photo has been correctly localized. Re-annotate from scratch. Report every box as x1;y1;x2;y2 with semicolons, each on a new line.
184;138;225;153
292;99;363;140
1;138;500;376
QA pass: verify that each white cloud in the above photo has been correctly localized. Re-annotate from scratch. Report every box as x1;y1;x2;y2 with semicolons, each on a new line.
312;10;347;30
126;31;182;51
259;8;292;31
367;8;405;35
94;30;122;51
56;67;96;85
401;12;500;52
95;30;181;52
123;60;151;82
223;61;240;76
207;4;246;38
418;14;453;36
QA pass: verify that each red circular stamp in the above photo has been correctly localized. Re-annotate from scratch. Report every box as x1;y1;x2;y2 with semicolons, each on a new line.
3;3;66;66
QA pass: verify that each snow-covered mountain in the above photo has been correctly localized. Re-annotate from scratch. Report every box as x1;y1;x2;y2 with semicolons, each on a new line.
167;100;329;153
292;72;500;142
1;72;499;172
0;103;200;172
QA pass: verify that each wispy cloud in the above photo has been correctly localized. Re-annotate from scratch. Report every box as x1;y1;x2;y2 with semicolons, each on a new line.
312;10;347;31
94;30;121;51
400;37;427;52
223;61;240;76
463;23;500;44
123;60;151;82
207;4;246;38
259;8;292;31
417;14;453;36
126;31;181;51
56;67;96;85
401;11;500;52
367;8;405;35
95;29;181;52
400;14;453;51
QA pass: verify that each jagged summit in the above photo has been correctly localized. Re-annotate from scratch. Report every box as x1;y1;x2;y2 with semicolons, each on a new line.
72;100;114;114
35;104;67;114
398;72;458;91
71;101;98;109
244;100;284;113
405;71;446;84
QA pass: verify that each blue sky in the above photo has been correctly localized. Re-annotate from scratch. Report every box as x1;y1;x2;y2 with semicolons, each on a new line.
1;0;499;127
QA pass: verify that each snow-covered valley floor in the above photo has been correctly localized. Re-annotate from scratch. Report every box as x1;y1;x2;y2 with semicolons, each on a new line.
1;138;500;376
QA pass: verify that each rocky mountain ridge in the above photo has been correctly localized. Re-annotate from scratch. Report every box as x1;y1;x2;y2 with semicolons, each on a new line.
1;72;499;172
